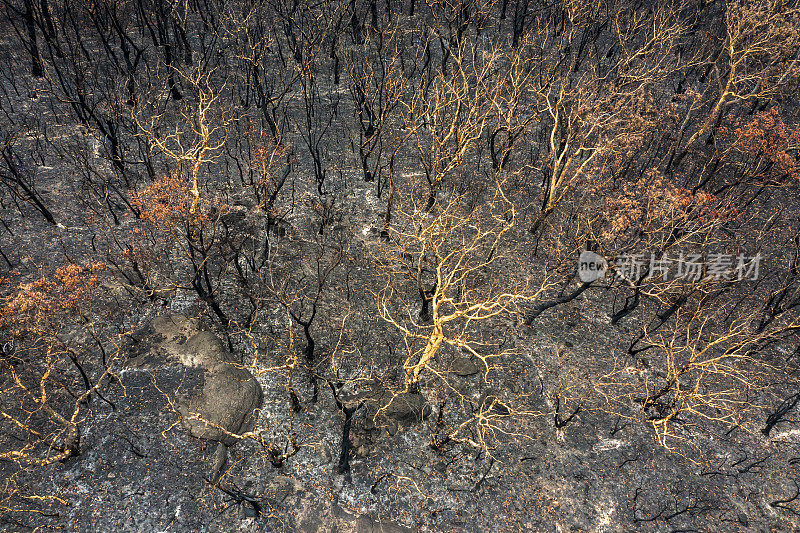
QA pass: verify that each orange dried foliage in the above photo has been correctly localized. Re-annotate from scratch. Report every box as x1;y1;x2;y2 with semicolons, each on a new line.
721;108;800;183
131;174;193;227
0;263;105;336
601;169;730;243
131;174;226;232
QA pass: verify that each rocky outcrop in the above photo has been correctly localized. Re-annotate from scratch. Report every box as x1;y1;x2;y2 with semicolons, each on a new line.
451;356;480;376
150;314;263;446
380;392;430;423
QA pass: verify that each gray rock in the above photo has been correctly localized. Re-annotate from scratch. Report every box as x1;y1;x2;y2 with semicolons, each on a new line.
152;314;264;447
451;356;480;376
208;442;228;483
381;392;430;423
184;330;236;367
266;475;304;503
298;514;325;533
151;313;205;361
178;338;263;446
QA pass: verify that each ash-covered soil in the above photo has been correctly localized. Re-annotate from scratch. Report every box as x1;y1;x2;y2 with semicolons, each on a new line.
2;1;800;532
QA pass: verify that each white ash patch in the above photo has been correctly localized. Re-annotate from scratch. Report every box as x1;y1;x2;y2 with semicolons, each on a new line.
592;437;628;452
595;499;616;532
772;428;800;440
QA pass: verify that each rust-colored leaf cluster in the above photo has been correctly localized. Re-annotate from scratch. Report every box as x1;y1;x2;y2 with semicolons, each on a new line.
0;263;105;337
131;174;194;227
721;108;800;183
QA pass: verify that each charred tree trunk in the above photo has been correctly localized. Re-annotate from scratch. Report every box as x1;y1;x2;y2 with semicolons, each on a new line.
526;282;591;324
419;282;437;323
763;392;800;437
22;0;43;77
329;381;364;480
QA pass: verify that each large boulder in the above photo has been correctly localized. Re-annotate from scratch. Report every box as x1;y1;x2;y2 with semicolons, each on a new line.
451;356;480;376
380;392;430;423
151;314;263;446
